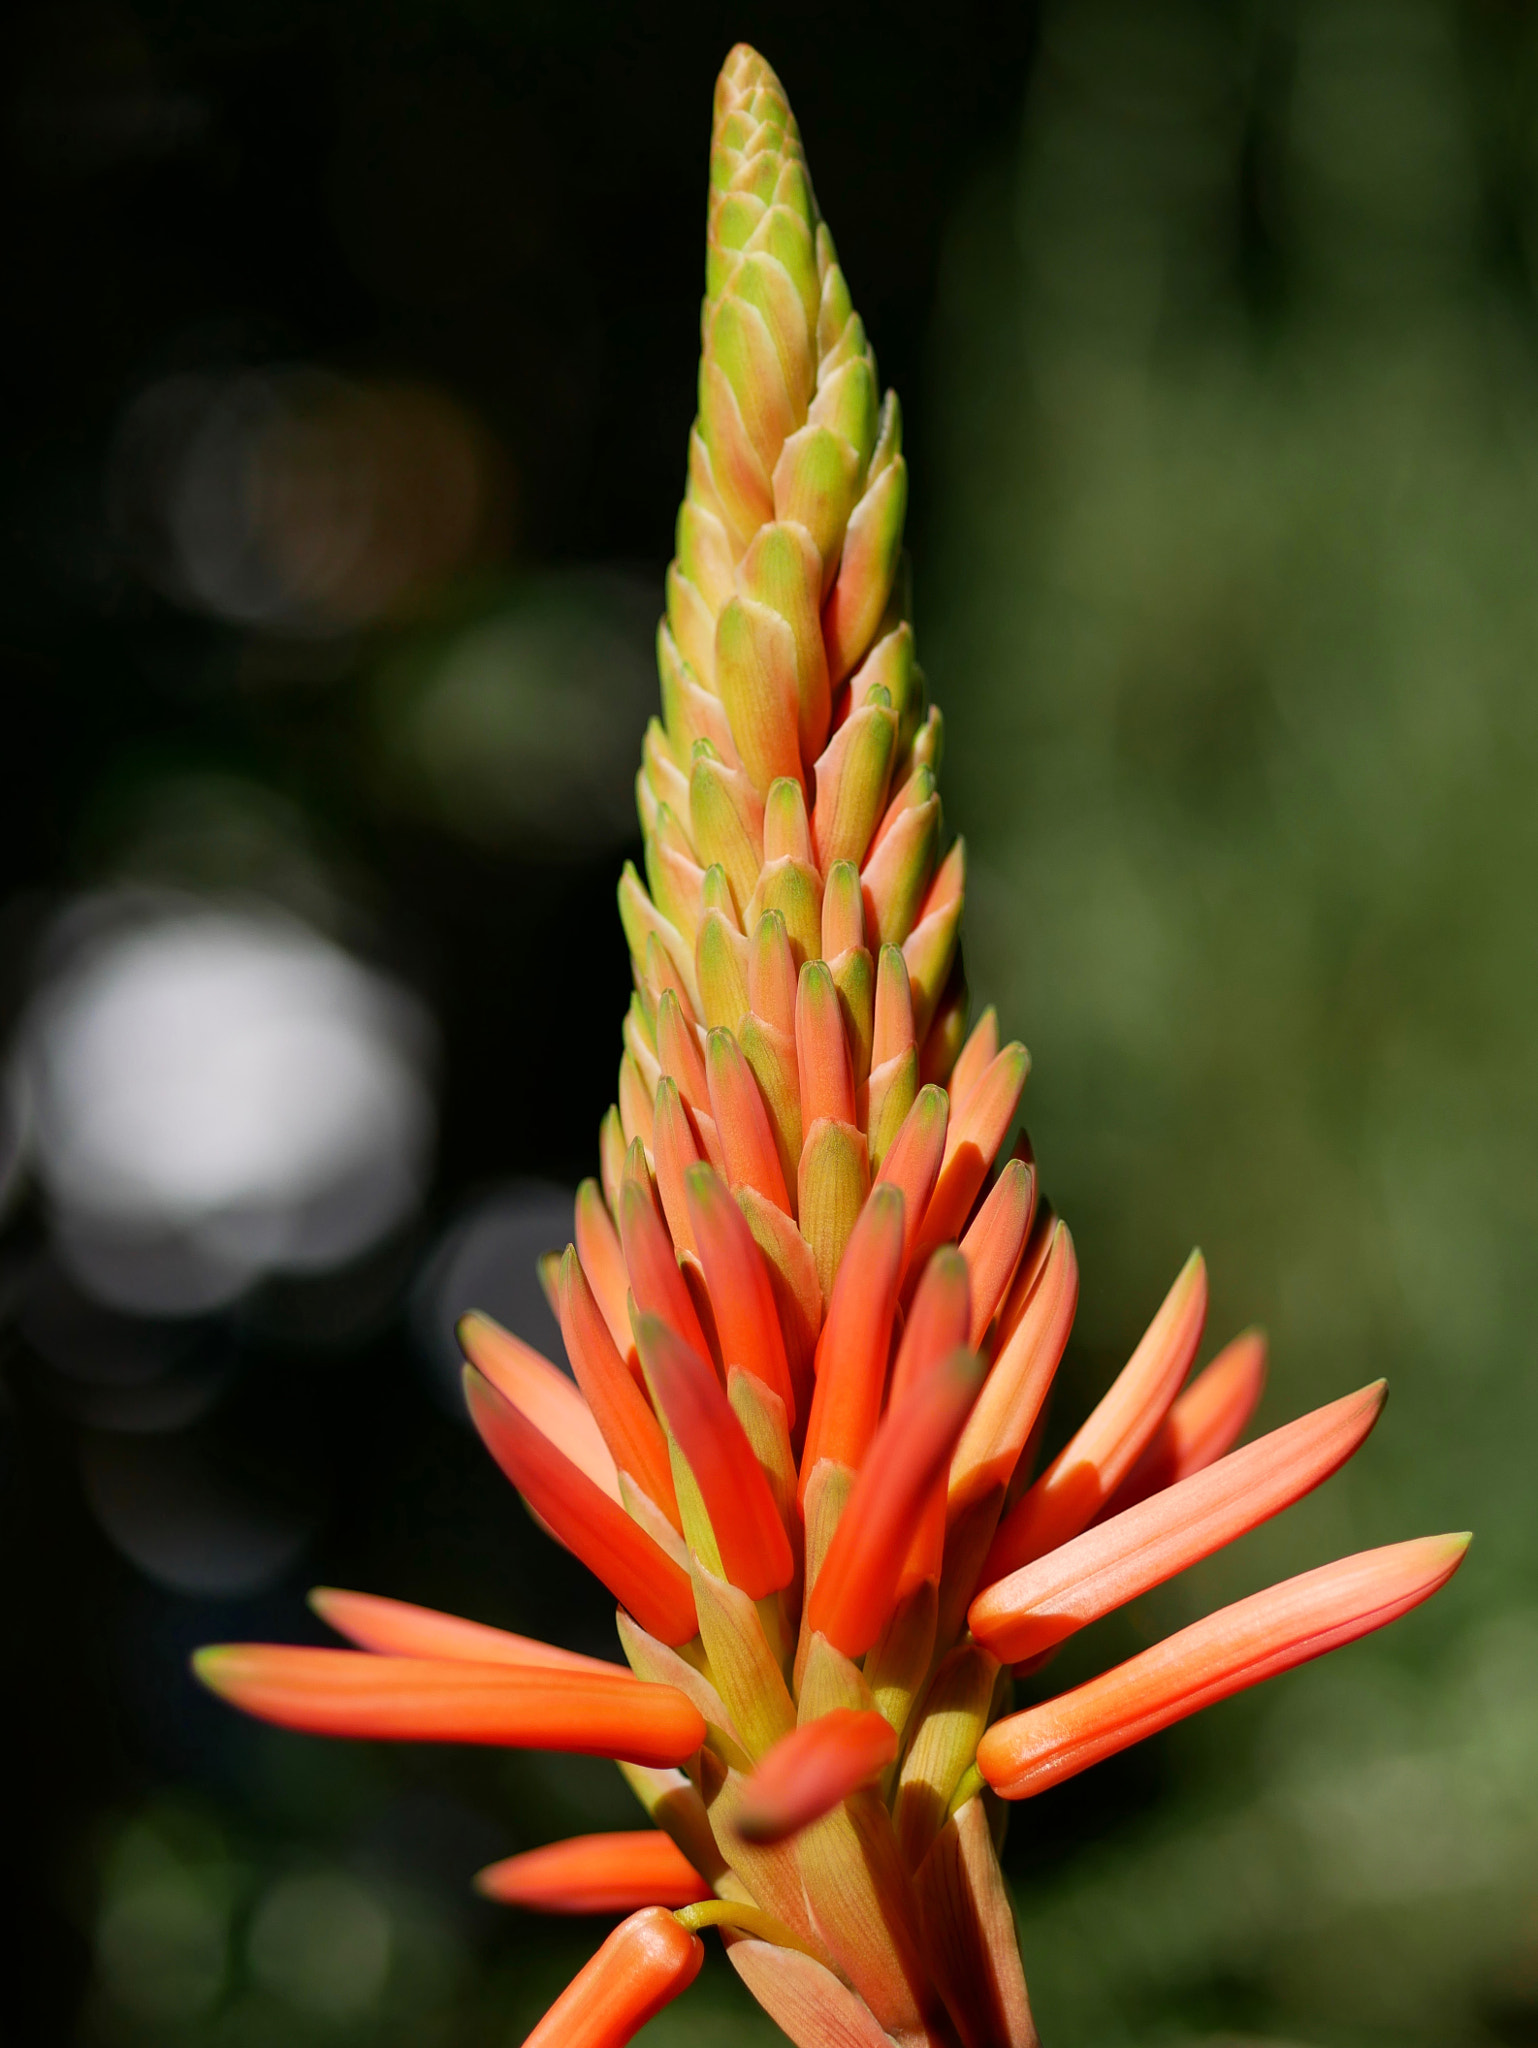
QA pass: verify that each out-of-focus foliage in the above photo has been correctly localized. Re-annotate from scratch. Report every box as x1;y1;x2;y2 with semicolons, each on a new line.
929;1;1538;2041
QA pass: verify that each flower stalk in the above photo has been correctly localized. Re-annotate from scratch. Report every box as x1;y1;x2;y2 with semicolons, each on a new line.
195;43;1467;2048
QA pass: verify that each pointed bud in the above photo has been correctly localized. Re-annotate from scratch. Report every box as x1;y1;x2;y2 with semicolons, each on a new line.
861;790;939;951
1101;1328;1269;1519
621;1135;659;1211
824;455;908;683
978;1535;1470;1801
985;1249;1207;1583
739;1013;802;1198
599;1109;627;1219
689;747;764;920
848;622;918;736
618;1048;656;1156
809;336;877;455
772;424;862;591
915;968;964;1085
871;942;916;1068
830;945;875;1103
192;1645;704;1767
735;1184;822;1406
762;773;813;864
751;856;823;967
646;812;708;942
706;1028;792;1213
796;960;856;1128
309;1588;619;1675
655;989;710;1115
910;1043;1030;1278
734;1710;899;1845
476;1830;713;1914
618;862;698;1012
875;1084;949;1279
811;1350;984;1659
887;1248;973;1603
798;1117;871;1306
518;1906;705;2048
707;293;796;478
799;1182;904;1495
664;561;720;694
959;1159;1037;1347
730;253;816;426
686;1164;797;1423
949;1221;1078;1521
715;596;804;798
464;1367;698;1647
636;1314;794;1601
675;492;734;615
909;697;942;770
737;522;830;764
557;1248;681;1529
618;1178;714;1369
458;1313;620;1502
625;986;658;1060
747;909;798;1034
652;1079;703;1257
642;717;691;820
949;1006;999;1121
576;1179;635;1363
890;1249;972;1406
696;909;750;1030
903;838;965;1041
812;694;897;872
971;1381;1388;1664
865;944;918;1166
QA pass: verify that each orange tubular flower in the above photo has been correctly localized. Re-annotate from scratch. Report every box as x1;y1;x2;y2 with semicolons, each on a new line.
520;1908;704;2048
194;46;1469;2048
477;1834;715;1913
736;1708;900;1843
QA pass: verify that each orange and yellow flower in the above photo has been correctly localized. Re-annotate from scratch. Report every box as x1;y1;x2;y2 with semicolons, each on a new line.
195;45;1467;2048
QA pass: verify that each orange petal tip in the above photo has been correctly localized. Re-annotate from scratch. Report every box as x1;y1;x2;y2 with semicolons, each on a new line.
977;1533;1469;1801
520;1905;704;2047
476;1831;713;1914
192;1643;706;1766
733;1708;899;1844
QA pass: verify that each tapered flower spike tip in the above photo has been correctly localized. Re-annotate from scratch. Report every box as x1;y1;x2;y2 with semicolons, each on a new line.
192;47;1471;2048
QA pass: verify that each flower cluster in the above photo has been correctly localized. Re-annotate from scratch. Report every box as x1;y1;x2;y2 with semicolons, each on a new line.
196;45;1467;2048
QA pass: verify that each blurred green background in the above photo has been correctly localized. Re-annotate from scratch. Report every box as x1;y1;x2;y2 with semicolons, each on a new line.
933;3;1538;2041
2;1;1533;2045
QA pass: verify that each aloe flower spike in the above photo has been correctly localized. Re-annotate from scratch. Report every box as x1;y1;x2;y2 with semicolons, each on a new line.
195;44;1467;2048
